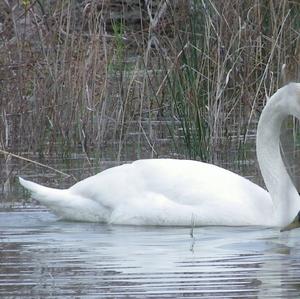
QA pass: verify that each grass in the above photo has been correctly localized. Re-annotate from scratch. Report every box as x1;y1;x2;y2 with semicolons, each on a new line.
163;0;300;164
0;0;300;179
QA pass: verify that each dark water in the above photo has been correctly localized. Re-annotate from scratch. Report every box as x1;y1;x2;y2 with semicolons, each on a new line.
1;204;300;298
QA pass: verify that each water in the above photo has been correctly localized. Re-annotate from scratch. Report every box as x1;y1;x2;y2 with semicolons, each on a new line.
1;204;300;298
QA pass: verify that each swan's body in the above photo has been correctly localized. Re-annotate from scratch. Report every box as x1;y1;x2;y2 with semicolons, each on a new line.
19;160;272;226
19;83;300;228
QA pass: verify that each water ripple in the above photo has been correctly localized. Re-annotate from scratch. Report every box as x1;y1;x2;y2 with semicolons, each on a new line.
1;206;300;298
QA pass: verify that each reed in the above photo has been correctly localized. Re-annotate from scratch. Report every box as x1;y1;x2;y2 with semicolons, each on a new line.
161;0;300;164
0;0;299;172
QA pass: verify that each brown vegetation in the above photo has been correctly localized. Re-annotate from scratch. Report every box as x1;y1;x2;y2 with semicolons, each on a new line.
0;0;299;164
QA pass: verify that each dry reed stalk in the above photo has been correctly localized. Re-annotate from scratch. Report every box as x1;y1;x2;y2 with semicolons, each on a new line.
0;149;74;179
0;0;299;172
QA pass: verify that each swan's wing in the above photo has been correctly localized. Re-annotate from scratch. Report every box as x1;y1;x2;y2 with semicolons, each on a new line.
134;159;269;203
70;159;271;210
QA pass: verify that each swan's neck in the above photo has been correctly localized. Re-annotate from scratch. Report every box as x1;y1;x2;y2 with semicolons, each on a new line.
257;101;300;226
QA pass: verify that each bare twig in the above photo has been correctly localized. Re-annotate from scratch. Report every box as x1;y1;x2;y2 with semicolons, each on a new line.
0;149;75;180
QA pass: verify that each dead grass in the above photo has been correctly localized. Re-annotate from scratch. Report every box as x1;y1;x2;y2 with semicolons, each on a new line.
0;0;299;166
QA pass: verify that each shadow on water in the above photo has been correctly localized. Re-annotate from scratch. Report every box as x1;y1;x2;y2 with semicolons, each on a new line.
1;206;300;298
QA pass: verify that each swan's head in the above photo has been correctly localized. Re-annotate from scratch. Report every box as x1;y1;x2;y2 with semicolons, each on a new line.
281;211;300;232
274;82;300;118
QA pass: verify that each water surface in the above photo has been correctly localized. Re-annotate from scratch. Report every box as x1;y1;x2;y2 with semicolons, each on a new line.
1;204;300;298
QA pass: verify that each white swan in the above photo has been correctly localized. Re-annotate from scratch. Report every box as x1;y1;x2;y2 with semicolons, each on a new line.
19;83;300;229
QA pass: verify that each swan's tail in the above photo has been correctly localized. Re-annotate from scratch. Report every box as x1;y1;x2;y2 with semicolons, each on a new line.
19;177;68;206
19;177;109;222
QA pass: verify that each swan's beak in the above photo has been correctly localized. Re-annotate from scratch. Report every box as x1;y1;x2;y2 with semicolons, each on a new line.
280;211;300;232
